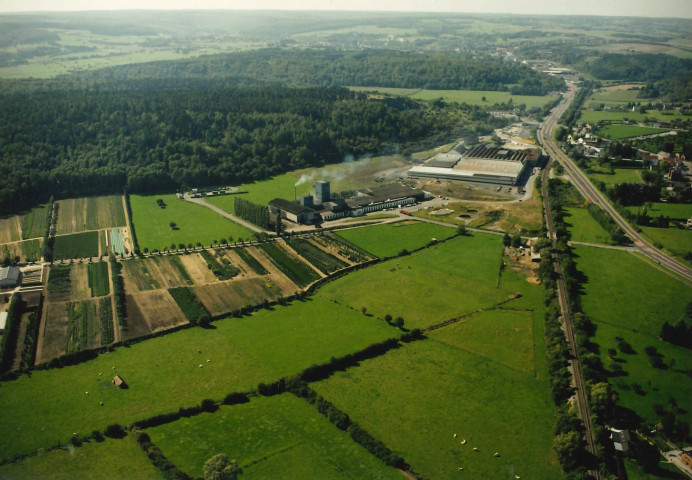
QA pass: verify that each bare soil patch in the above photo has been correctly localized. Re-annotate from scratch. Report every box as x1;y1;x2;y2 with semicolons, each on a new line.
120;294;152;341
194;277;295;316
131;290;188;332
121;258;161;292
504;248;540;284
219;249;255;277
37;302;69;363
178;253;217;285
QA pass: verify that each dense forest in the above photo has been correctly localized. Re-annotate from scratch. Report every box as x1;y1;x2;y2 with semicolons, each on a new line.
0;85;465;214
60;49;566;95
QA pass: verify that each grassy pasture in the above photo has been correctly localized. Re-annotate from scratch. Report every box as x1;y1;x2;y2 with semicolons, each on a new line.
53;231;99;259
564;207;612;244
626;202;692;221
0;436;162;480
410;89;555;109
148;394;401;480
573;246;692;425
0;298;396;460
129;194;253;252
588;168;643;186
348;86;421;96
596;124;669;139
639;226;692;259
579;109;687;123
317;234;511;329
334;221;456;258
313;339;559;480
590;87;647;103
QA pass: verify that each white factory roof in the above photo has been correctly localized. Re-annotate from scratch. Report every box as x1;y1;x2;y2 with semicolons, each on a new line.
409;157;524;179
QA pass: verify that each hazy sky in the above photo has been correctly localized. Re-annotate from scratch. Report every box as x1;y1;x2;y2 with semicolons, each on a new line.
1;0;691;18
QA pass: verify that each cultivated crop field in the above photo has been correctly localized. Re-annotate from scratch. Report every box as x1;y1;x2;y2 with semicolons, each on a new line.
318;234;513;329
573;246;692;425
595;124;669;139
285;237;348;274
258;242;322;287
129;194;253;252
564;207;612;244
0;297;397;460
0;215;22;243
334;221;456;258
313;338;558;479
123;290;188;336
0;436;161;480
87;262;110;297
54;196;126;235
148;394;401;479
193;278;292;317
120;255;193;292
53;231;99;259
1;239;42;263
20;203;51;240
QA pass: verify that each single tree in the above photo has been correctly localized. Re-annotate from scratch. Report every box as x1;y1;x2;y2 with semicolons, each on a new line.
203;453;242;480
502;232;511;247
169;221;177;229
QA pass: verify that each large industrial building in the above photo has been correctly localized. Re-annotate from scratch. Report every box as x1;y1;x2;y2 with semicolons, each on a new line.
407;145;540;185
268;181;427;225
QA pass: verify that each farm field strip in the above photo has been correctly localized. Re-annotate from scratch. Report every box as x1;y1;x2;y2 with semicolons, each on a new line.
85;196;126;231
20;204;51;240
285;237;348;274
53;231;99;259
0;297;397;460
257;242;321;287
0;215;22;243
87;262;110;297
0;238;42;263
193;277;293;317
595;124;670;139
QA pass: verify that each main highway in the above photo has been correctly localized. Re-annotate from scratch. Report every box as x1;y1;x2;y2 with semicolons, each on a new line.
537;84;692;284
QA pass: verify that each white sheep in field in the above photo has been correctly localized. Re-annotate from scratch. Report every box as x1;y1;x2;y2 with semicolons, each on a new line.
453;433;457;438
461;439;467;445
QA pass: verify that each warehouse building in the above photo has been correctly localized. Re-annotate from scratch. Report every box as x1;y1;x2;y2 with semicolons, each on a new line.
268;198;317;225
346;183;426;216
407;145;537;186
0;266;20;288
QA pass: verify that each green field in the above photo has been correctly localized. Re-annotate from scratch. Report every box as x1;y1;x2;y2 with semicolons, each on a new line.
596;124;669;139
21;204;51;240
0;298;397;460
148;394;401;479
639;226;692;258
588;168;643;186
86;196;127;231
348;86;421;96
410;89;555;109
0;437;162;480
53;231;99;259
168;287;209;324
589;88;648;103
573;246;692;425
564;207;612;244
129;194;253;252
258;242;321;287
0;238;44;263
579;109;687;123
318;234;516;329
626;202;692;221
313;338;559;479
334;221;456;258
87;262;110;297
285;238;348;274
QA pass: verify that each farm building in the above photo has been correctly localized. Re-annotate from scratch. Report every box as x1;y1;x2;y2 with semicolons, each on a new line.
407;145;538;186
610;428;631;453
0;266;20;288
112;375;126;388
268;198;318;225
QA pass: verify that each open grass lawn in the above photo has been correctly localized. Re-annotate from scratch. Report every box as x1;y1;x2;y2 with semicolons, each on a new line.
588;168;643;186
129;194;253;252
148;394;401;480
573;246;692;425
0;298;396;460
579;109;687;123
0;437;162;480
596;124;669;139
318;234;519;329
639;226;692;258
206;158;409;215
626;202;692;221
313;339;559;480
564;207;612;244
334;221;456;258
410;89;555;109
590;88;648;103
53;231;99;259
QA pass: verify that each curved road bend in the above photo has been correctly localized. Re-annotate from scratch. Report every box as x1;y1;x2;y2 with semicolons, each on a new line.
537;85;692;283
541;157;601;480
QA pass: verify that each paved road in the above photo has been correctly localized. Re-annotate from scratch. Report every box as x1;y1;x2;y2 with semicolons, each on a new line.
541;155;601;480
184;195;267;234
537;84;692;284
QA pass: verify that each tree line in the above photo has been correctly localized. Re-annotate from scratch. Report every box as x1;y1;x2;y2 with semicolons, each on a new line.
0;85;460;215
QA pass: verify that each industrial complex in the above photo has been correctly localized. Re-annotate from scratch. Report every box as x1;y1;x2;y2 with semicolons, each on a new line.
407;145;542;185
268;180;428;225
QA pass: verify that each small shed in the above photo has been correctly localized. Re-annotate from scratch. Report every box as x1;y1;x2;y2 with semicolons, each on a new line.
112;375;126;388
